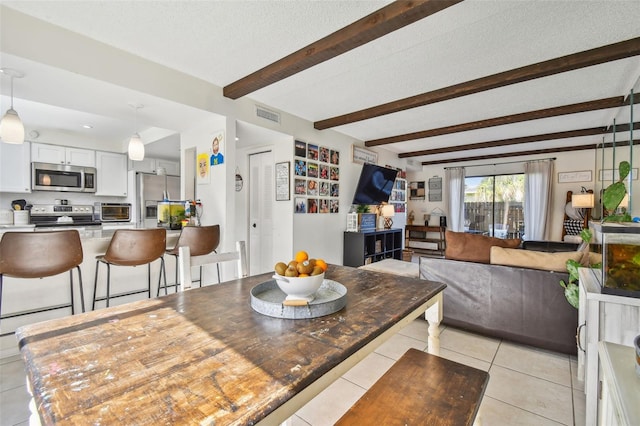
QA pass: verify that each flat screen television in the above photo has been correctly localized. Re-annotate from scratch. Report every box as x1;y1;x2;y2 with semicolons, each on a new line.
352;163;398;205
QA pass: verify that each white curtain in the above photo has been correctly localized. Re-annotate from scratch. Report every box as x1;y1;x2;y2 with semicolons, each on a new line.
523;159;554;240
445;167;465;232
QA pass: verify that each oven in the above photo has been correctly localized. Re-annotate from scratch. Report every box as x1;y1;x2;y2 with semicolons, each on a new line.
30;204;101;229
94;203;131;222
32;162;96;193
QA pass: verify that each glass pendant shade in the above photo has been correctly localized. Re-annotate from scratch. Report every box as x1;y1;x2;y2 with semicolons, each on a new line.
128;133;145;161
0;108;25;144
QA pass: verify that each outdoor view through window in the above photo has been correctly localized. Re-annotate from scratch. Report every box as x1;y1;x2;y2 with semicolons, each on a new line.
464;174;525;239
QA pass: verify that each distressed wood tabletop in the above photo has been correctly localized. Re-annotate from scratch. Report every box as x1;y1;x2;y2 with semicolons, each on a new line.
16;264;446;425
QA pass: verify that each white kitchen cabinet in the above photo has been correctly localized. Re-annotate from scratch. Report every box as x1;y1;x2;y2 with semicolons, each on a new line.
156;159;180;176
0;141;31;193
128;158;180;176
31;142;95;167
96;151;127;196
577;268;640;425
598;342;640;426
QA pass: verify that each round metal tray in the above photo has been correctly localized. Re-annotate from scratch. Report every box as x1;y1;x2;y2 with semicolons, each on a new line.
250;279;347;319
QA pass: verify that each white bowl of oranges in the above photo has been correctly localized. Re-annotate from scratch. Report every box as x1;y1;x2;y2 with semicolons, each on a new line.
273;251;328;302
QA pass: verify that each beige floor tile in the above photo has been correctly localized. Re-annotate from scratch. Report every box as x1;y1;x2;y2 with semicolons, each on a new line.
341;351;395;389
0;359;27;392
397;317;430;342
295;377;365;426
486;365;573;425
373;332;426;360
290;415;311;426
569;360;584;392
438;347;491;372
439;327;501;363
493;341;572;387
475;396;565;426
573;388;586;426
0;385;30;426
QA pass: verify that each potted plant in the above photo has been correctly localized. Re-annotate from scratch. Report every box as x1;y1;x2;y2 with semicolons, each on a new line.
559;228;601;309
602;160;632;222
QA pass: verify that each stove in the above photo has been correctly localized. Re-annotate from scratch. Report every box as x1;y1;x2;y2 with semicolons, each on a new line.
30;204;101;228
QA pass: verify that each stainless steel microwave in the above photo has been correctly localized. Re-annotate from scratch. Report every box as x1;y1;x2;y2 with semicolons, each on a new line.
32;162;97;193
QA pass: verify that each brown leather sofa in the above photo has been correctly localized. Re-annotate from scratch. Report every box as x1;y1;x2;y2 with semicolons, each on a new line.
419;256;578;355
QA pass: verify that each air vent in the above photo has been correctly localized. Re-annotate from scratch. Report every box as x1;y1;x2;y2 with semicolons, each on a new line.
406;159;422;172
255;105;280;124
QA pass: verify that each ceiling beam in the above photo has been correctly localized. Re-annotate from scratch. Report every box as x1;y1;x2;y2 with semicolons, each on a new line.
315;37;640;130
367;96;630;147
400;122;640;157
420;139;640;166
223;0;463;99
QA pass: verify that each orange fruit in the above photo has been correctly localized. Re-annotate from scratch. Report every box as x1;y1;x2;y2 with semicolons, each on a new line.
315;259;328;272
295;250;309;263
298;273;310;277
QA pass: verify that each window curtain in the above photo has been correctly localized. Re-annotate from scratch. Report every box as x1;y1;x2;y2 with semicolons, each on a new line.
523;159;554;240
446;167;465;232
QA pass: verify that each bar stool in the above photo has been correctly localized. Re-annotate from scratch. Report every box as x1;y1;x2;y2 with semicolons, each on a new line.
161;225;220;295
0;230;85;335
92;228;166;310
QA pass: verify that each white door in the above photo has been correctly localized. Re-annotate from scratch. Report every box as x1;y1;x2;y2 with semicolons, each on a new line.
249;151;274;275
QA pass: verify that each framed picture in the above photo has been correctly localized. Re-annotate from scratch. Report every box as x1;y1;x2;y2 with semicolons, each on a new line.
330;200;339;213
294;140;306;158
330;149;340;165
319;199;330;213
308;198;318;213
599;168;639;181
275;161;290;201
558;170;592;183
409;181;425;200
352;145;378;164
295;197;307;213
308;162;318;178
294;159;306;176
294;178;306;195
319;146;330;163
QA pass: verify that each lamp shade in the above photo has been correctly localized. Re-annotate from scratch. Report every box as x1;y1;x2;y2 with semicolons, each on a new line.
620;193;629;209
0;108;25;144
381;204;395;217
128;133;145;161
572;193;594;208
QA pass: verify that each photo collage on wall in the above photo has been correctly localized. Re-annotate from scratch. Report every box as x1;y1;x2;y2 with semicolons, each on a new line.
294;139;339;214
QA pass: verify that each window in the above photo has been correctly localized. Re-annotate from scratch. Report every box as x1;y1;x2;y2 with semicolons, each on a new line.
464;174;525;239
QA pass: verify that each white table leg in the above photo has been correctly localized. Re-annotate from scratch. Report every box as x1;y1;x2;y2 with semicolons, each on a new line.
424;291;443;356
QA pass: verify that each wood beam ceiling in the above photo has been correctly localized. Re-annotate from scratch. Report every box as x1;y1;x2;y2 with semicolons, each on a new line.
223;0;462;99
314;37;640;130
366;96;632;147
420;139;640;166
400;122;640;158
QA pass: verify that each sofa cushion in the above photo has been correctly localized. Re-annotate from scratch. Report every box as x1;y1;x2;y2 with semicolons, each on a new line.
445;230;521;264
490;246;582;272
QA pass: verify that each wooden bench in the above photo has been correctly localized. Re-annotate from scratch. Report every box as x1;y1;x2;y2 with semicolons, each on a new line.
335;348;489;426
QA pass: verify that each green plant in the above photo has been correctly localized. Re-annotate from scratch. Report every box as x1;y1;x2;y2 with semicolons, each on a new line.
602;160;632;222
356;204;370;213
559;229;601;309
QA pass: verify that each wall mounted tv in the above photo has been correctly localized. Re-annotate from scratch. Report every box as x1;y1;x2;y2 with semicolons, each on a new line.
352;163;399;205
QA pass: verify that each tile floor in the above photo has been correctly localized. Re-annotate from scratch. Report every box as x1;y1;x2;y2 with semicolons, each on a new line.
0;319;585;426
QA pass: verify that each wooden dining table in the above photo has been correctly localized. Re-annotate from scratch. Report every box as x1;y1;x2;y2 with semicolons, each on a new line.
16;264;445;425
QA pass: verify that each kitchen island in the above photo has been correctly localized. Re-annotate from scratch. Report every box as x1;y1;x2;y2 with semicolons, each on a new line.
17;265;445;425
0;226;182;357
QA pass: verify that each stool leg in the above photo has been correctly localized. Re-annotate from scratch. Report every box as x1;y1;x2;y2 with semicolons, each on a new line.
69;270;75;315
216;264;221;284
92;260;100;311
148;263;152;298
0;274;3;319
158;257;167;295
199;266;203;287
106;264;111;308
76;266;85;313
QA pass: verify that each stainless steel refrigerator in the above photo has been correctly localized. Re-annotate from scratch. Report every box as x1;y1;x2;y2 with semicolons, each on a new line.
136;172;181;228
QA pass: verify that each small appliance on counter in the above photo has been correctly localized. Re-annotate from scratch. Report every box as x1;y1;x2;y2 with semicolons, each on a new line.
157;201;186;230
94;203;131;223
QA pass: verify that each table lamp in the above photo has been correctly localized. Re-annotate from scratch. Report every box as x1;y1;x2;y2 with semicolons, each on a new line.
381;204;395;229
572;187;594;209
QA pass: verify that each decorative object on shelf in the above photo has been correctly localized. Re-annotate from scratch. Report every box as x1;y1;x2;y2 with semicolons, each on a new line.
127;104;145;161
0;68;25;144
603;160;632;222
381;204;395;229
275;161;290;201
235;167;243;191
408;210;415;225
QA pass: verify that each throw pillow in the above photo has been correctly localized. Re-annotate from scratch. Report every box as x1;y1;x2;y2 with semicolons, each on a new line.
445;230;521;264
490;246;582;272
563;219;584;236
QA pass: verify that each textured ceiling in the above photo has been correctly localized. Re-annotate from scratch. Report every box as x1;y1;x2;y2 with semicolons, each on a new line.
1;0;639;164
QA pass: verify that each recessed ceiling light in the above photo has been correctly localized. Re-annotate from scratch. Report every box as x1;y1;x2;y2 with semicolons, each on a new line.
82;124;93;129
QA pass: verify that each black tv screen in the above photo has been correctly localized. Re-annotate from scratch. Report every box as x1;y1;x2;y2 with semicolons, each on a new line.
352;164;398;205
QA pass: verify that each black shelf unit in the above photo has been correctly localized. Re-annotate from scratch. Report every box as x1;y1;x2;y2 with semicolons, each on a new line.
343;228;403;267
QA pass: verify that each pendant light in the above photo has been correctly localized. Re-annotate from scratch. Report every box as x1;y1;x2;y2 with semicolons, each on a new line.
0;68;25;144
128;104;145;161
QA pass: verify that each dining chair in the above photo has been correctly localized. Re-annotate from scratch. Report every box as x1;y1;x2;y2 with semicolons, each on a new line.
161;225;220;295
0;230;85;334
177;241;248;292
92;228;167;310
